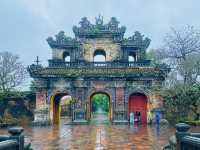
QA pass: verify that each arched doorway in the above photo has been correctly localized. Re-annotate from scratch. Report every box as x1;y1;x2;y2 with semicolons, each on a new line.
63;52;70;62
63;51;70;67
128;93;147;124
93;49;106;66
51;93;72;124
89;92;112;124
93;49;106;62
128;52;136;62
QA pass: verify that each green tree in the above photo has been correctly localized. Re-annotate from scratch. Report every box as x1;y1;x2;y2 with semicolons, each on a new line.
91;94;109;113
161;83;200;123
146;49;162;66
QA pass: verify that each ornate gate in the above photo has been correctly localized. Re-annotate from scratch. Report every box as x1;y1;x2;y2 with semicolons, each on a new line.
128;94;147;124
28;16;168;124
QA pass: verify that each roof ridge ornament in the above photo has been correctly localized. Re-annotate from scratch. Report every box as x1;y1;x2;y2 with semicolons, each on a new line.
46;17;150;49
34;56;40;65
79;17;91;29
123;31;151;49
46;31;78;48
95;15;103;26
73;16;126;41
108;17;119;30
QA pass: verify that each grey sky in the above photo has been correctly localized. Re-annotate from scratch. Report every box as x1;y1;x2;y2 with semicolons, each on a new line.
0;0;199;89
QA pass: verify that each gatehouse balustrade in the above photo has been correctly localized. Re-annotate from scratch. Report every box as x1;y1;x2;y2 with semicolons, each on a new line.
48;59;151;68
28;60;169;80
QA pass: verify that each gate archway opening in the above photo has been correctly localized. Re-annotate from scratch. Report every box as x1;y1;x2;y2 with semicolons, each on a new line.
63;52;70;62
128;92;147;124
128;52;136;62
51;93;72;125
89;92;111;124
93;49;106;62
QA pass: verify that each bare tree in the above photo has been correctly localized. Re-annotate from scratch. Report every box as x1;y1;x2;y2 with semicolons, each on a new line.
158;25;200;84
0;51;27;92
178;53;200;84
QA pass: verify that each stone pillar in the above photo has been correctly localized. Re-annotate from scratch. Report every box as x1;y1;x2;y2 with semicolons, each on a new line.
150;92;164;123
33;88;49;123
8;127;24;150
72;86;87;124
112;86;128;124
124;87;129;121
35;89;47;110
111;87;116;121
175;123;190;150
33;79;50;124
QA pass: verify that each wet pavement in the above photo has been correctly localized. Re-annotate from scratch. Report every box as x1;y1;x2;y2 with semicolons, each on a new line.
90;113;109;125
0;122;199;150
26;124;173;150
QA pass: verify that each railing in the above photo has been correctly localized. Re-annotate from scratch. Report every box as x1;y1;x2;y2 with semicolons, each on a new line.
0;127;32;150
181;136;200;149
48;59;151;68
163;123;200;150
0;140;18;150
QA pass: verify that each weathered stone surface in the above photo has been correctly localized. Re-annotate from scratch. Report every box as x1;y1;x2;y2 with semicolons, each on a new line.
28;17;169;124
82;38;121;61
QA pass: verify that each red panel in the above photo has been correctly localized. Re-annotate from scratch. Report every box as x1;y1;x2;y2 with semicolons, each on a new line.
129;95;147;124
116;87;124;105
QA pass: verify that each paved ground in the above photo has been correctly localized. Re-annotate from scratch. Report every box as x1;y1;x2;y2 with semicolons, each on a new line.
90;113;110;125
0;118;199;150
24;124;174;150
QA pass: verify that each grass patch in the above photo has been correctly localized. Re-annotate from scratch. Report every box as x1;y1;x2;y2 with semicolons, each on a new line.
183;120;200;126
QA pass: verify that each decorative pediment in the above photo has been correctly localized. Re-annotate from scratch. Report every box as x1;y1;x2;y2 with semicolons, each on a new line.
46;31;78;48
72;16;126;40
122;31;151;49
108;17;120;30
79;17;92;29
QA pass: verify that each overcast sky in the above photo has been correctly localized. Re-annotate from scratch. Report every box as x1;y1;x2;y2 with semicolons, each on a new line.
0;0;200;89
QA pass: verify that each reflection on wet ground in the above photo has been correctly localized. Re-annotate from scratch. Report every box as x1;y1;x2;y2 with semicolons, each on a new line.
0;123;199;150
25;124;174;150
90;113;109;125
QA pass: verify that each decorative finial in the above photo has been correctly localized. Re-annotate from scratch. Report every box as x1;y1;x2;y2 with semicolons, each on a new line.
95;14;103;26
79;17;91;29
34;56;40;65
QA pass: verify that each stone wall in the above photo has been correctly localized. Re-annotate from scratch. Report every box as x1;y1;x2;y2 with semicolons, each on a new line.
82;38;121;62
51;38;121;62
34;78;163;124
52;48;65;59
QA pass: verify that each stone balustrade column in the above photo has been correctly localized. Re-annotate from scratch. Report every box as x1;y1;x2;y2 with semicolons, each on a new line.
8;127;24;150
175;123;190;150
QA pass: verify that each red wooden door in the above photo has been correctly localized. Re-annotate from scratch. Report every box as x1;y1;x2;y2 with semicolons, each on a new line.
129;95;147;124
